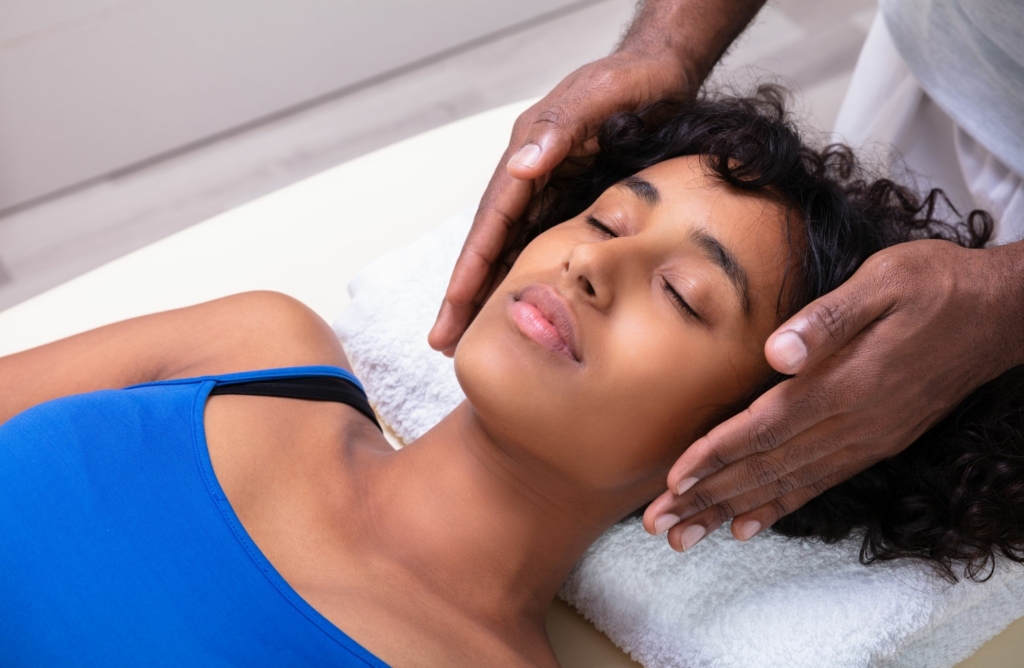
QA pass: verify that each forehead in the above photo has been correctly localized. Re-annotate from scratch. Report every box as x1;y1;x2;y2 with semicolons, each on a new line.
628;155;796;322
629;156;785;233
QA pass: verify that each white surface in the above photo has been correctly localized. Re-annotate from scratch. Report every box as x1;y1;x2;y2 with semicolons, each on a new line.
0;0;578;210
0;0;873;314
0;0;639;312
0;98;534;357
332;204;1024;668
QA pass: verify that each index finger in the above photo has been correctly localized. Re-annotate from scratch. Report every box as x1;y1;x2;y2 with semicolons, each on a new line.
428;147;534;352
667;378;826;495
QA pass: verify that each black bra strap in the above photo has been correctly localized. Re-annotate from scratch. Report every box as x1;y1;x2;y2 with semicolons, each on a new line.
209;376;381;431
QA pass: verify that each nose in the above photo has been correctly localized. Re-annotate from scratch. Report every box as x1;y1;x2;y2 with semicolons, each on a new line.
564;239;618;310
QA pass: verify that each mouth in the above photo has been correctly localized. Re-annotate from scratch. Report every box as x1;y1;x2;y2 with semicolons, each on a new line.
509;283;582;363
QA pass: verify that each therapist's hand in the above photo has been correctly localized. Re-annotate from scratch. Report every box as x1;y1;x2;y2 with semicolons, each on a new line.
643;238;1024;551
427;52;691;355
427;0;770;355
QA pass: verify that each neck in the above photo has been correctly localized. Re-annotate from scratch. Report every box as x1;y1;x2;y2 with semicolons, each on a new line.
351;402;628;633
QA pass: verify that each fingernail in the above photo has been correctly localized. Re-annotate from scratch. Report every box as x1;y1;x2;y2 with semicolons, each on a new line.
772;331;807;370
679;524;706;551
653;513;681;535
675;476;699;495
509;143;542;169
734;519;762;541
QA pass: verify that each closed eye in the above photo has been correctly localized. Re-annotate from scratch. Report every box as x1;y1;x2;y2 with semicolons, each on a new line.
586;215;618;238
663;279;702;322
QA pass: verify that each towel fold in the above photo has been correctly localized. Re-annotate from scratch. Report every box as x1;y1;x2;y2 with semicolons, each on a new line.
333;210;1024;668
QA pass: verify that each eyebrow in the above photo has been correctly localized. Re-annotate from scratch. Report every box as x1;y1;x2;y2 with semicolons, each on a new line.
617;176;661;208
614;176;751;314
688;228;751;314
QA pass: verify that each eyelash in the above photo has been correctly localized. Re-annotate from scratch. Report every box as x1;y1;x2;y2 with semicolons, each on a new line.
587;215;701;321
586;215;617;237
663;280;701;321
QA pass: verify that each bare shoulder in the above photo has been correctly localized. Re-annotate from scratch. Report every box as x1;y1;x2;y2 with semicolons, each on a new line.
0;290;358;424
163;291;352;380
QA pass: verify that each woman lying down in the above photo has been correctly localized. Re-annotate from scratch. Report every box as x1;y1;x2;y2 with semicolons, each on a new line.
2;86;1022;667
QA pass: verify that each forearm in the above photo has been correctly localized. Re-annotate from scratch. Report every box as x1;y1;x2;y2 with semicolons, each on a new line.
617;0;768;87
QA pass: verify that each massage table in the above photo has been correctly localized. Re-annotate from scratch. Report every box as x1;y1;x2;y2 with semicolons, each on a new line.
0;99;1020;667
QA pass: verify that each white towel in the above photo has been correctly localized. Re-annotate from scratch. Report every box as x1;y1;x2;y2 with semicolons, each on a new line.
333;210;1024;667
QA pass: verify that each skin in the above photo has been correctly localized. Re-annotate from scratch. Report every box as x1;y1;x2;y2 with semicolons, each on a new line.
429;0;768;355
647;236;1024;549
428;0;768;356
0;156;796;665
429;0;1024;551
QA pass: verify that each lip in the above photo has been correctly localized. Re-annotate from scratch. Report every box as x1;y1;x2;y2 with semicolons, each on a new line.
509;283;582;363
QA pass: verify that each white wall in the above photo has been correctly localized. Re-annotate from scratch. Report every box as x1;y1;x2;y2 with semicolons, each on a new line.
0;0;583;212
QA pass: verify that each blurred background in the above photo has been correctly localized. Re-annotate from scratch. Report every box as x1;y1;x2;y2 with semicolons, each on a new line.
0;0;875;312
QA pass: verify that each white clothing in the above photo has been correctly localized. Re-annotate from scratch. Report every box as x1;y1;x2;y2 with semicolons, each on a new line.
833;13;1024;244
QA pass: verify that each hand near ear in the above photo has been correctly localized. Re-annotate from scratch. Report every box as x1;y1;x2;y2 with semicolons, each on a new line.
644;239;1024;551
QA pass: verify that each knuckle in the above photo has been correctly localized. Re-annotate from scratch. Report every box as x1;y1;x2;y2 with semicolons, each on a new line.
691;435;729;473
773;473;798;497
814;466;851;496
584;67;623;92
707;447;730;472
690;491;714;513
746;412;783;453
868;252;907;293
770;497;791;519
474;203;516;231
808;299;848;344
747;455;782;487
811;478;833;497
533;107;574;134
713;501;735;524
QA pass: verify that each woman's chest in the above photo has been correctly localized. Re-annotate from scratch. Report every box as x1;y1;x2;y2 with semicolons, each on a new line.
203;395;540;666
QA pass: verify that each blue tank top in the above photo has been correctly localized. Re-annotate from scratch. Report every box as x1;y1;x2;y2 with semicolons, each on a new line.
0;366;389;667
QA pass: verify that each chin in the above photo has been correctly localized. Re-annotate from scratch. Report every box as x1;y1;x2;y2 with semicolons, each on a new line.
454;301;580;458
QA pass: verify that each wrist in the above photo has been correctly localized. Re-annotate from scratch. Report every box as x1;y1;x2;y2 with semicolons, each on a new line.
616;0;767;89
1002;241;1024;367
979;241;1024;369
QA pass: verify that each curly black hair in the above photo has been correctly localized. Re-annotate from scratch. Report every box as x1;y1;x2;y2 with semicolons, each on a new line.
508;85;1024;583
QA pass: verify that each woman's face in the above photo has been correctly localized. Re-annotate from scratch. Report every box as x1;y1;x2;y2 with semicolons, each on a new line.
455;155;796;503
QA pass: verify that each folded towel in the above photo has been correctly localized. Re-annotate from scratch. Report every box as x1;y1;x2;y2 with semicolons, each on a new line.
333;210;1024;668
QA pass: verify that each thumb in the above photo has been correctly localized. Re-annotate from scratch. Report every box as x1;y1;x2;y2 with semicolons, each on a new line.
506;107;582;181
766;271;894;375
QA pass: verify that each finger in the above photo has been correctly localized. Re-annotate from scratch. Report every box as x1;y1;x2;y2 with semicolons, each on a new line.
765;261;896;375
449;179;529;307
730;466;861;541
661;451;868;550
506;103;587;181
667;378;825;494
665;505;730;552
644;435;823;537
642;488;678;535
428;299;476;354
667;429;867;526
427;169;532;352
665;420;850;522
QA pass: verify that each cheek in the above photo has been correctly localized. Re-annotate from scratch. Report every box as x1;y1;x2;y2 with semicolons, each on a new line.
453;284;760;492
581;332;710;469
578;311;760;479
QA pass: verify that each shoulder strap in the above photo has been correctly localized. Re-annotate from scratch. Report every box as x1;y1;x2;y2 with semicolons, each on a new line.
209;376;381;431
